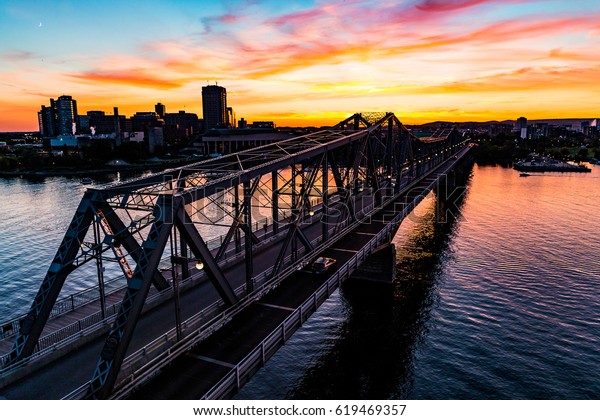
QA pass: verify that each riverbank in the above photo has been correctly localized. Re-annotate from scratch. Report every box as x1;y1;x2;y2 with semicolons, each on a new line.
0;158;202;178
514;155;591;173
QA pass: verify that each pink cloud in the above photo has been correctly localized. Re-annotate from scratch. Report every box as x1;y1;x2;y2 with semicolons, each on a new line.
0;49;36;62
218;13;243;24
415;0;498;12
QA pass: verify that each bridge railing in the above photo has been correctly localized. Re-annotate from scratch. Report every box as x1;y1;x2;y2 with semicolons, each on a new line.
0;207;293;344
202;214;396;399
201;144;474;399
0;194;341;373
63;143;472;399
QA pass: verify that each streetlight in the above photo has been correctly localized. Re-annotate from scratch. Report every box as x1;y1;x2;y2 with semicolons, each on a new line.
195;261;204;270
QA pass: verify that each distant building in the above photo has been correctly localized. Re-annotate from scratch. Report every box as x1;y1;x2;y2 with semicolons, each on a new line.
238;118;248;129
155;102;166;119
199;128;291;155
122;131;145;143
488;123;512;137
38;95;79;137
50;135;78;148
38;101;56;137
78;115;91;134
87;109;126;143
531;123;549;140
585;119;599;137
55;95;78;135
148;127;164;154
227;107;235;128
131;112;161;132
517;116;527;130
164;111;200;143
252;121;275;129
202;85;228;130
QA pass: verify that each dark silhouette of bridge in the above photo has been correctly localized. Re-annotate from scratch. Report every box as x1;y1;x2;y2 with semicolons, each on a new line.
0;112;474;399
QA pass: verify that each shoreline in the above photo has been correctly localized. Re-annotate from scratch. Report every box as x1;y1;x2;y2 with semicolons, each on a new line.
0;159;201;178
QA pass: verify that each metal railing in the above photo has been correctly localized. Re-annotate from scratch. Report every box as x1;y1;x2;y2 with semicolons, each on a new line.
199;146;474;399
43;144;472;396
202;214;399;399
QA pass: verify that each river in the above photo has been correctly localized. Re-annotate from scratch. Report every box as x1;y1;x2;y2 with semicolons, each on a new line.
1;165;599;399
236;164;600;399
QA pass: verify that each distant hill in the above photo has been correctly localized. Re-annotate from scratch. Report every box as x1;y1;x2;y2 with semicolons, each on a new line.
408;118;596;130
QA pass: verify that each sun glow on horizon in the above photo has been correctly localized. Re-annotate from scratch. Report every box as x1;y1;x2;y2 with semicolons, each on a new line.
1;0;600;131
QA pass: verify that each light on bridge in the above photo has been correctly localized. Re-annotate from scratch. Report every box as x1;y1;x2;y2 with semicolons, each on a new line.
195;261;204;270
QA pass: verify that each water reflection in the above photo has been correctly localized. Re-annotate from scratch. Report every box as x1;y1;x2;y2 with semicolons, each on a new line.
286;175;471;399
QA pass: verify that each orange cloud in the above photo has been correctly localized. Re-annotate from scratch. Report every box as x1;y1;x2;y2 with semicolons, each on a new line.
69;70;188;90
416;64;600;94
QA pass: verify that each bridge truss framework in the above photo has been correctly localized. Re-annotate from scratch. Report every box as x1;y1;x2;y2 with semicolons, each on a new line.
6;112;464;398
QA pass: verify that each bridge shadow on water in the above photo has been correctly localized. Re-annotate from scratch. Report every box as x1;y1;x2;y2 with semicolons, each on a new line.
285;174;472;400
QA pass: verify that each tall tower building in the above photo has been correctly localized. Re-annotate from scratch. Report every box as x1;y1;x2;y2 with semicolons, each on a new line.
155;102;166;119
202;85;227;130
55;95;78;135
38;99;57;137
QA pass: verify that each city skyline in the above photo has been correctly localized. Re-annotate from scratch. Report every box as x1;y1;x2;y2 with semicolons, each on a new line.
1;0;600;131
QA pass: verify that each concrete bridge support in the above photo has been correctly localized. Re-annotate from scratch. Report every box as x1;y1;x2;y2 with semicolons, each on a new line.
348;243;397;284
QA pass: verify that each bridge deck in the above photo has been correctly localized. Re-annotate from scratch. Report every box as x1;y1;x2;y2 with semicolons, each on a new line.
127;149;472;399
0;192;361;399
0;144;473;400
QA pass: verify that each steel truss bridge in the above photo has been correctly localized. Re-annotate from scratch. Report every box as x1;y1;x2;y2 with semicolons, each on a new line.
0;112;473;399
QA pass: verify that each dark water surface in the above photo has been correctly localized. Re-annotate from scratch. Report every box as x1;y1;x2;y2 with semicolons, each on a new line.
236;165;600;399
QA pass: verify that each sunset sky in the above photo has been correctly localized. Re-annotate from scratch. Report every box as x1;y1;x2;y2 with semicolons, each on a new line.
1;0;600;131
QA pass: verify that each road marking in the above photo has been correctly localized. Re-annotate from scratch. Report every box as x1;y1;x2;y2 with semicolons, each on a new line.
353;231;376;236
329;247;358;253
186;353;236;368
256;302;295;312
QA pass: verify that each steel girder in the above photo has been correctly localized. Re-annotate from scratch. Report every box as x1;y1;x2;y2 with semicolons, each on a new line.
214;178;260;262
8;112;462;399
8;191;95;363
270;156;323;277
86;194;175;399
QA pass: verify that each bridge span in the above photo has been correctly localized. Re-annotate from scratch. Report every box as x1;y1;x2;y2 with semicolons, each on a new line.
0;112;474;399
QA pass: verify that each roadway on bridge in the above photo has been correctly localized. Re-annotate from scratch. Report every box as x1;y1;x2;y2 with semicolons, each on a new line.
1;145;471;400
128;161;461;399
0;184;369;399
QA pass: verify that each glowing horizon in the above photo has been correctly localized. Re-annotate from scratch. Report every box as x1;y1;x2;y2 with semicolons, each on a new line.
1;0;600;131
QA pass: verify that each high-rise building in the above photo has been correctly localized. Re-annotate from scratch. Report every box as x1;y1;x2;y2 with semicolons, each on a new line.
227;107;235;128
155;102;166;119
38;96;78;136
202;85;227;130
517;116;528;140
38;99;57;137
55;95;78;135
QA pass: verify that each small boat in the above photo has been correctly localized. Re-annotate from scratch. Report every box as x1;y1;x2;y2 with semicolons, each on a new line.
81;178;93;185
519;172;530;177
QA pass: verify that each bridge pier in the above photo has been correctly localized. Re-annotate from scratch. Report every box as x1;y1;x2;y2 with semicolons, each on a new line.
435;157;473;224
348;243;397;285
